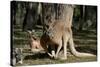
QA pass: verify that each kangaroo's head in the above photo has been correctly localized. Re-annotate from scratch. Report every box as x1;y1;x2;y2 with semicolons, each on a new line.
27;30;37;40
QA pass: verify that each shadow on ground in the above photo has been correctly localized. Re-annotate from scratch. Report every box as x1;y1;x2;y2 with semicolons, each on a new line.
24;53;50;60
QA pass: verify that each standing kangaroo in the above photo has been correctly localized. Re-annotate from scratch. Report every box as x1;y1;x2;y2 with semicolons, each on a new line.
40;4;95;60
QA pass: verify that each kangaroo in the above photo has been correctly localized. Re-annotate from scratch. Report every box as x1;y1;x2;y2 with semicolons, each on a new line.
27;31;44;52
40;20;95;60
41;4;96;60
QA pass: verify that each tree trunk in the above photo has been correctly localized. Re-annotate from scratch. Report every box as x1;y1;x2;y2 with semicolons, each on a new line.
22;2;40;31
79;5;85;31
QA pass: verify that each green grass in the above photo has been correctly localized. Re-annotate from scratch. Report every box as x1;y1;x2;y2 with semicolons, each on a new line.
16;55;97;66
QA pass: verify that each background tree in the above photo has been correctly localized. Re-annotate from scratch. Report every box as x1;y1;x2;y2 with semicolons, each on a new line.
11;1;97;32
73;5;97;31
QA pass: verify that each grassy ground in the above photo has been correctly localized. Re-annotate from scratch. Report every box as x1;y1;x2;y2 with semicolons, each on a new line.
18;56;96;66
12;25;97;66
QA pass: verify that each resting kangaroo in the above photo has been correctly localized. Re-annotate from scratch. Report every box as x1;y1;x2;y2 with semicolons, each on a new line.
27;31;44;52
41;4;95;60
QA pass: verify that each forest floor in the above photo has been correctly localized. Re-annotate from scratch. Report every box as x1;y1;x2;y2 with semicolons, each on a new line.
12;25;97;66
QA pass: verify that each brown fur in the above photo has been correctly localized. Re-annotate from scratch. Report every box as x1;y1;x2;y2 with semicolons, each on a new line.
40;4;95;60
40;20;95;60
40;20;70;59
27;31;44;52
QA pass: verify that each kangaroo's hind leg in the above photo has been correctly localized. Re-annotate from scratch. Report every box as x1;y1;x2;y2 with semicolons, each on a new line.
60;32;69;60
54;40;62;59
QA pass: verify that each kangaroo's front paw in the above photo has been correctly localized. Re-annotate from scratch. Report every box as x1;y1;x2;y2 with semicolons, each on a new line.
51;50;55;57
